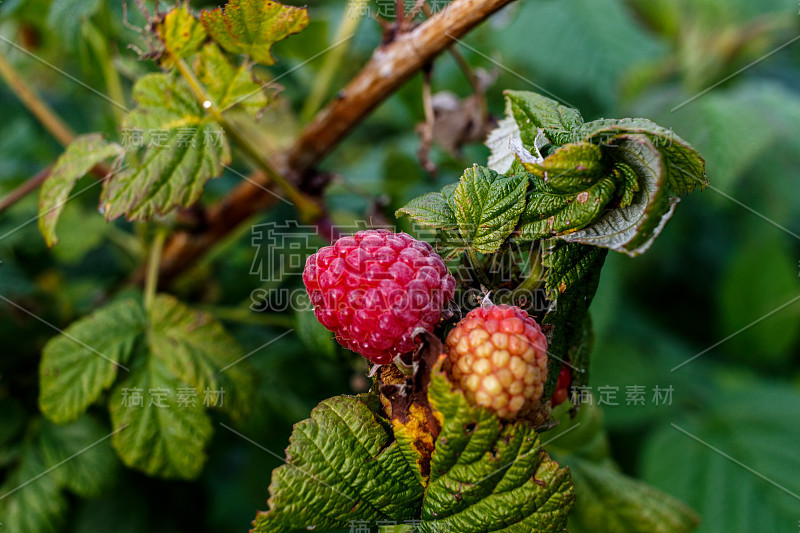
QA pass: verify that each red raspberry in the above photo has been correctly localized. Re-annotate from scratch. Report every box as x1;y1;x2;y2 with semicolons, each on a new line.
444;305;548;420
550;366;572;407
303;229;456;365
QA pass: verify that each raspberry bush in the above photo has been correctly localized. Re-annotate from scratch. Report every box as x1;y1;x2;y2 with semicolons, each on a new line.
14;0;792;531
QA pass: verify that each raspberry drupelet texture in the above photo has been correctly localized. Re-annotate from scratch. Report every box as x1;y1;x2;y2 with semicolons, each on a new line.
444;305;548;420
303;229;456;365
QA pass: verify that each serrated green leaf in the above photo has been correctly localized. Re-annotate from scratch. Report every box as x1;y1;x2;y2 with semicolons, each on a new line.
0;416;118;533
523;143;605;193
252;394;424;532
158;5;207;64
109;354;213;480
419;370;575;532
559;134;678;256
519;174;616;241
0;434;67;533
38;417;119;498
38;133;123;247
505;90;583;147
149;294;254;422
642;384;800;533
101;73;231;221
200;0;309;66
195;43;269;115
547;405;699;533
453;165;528;254
577;118;707;195
39;298;145;424
396;191;457;229
541;242;606;393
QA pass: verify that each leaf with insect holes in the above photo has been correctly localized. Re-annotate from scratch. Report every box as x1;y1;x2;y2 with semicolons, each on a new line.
252;393;424;532
39;298;145;425
546;404;700;533
453;165;528;254
38;134;123;247
157;5;207;65
195;43;269;116
418;369;575;532
200;0;309;66
101;73;230;221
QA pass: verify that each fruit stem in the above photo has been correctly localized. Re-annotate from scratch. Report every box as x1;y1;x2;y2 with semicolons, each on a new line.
466;247;492;288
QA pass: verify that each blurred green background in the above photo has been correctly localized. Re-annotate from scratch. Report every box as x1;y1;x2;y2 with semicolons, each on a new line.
1;0;799;532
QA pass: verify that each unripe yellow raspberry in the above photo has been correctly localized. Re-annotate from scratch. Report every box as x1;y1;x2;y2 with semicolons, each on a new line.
444;304;548;420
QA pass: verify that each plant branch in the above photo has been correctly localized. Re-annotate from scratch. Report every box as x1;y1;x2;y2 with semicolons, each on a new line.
153;0;518;284
0;50;75;147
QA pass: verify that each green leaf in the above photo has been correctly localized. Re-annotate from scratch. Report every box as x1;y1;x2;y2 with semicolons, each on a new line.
195;43;269;116
158;5;208;63
200;0;309;66
109;354;213;480
38;133;123;247
37;417;119;498
718;235;800;367
39;298;145;424
547;405;699;533
0;416;118;533
541;242;607;393
0;433;67;533
577;118;707;195
101;73;231;221
559;135;678;256
252;394;424;532
642;383;800;533
519;174;617;241
149;294;255;422
453;165;528;254
419;370;575;532
504;90;583;146
486;114;522;174
396;191;458;229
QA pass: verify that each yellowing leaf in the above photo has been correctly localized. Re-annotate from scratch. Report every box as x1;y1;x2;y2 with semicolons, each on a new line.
200;0;309;65
158;5;207;65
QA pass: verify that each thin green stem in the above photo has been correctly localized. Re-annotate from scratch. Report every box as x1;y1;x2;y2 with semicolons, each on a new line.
173;58;322;222
83;20;126;123
300;0;367;122
0;51;75;146
143;227;167;314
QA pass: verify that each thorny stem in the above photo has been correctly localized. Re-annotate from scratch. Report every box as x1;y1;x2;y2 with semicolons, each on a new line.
143;226;167;315
173;58;322;222
0;50;75;147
